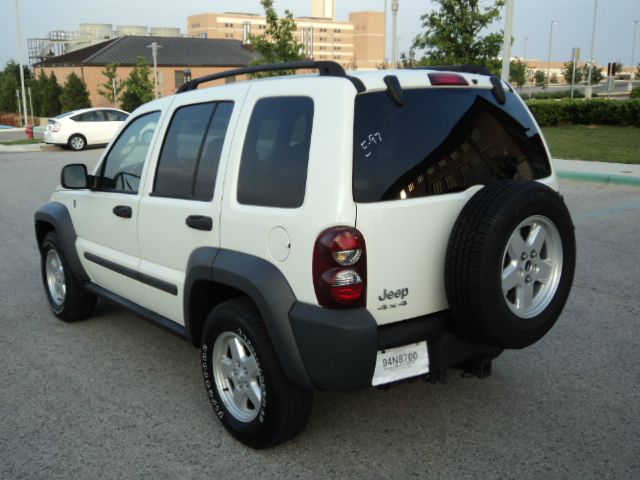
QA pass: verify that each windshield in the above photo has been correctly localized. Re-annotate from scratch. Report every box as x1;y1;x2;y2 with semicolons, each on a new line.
353;88;551;203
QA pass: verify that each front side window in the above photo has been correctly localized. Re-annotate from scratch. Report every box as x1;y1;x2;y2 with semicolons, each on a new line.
153;101;233;201
353;88;552;203
97;111;161;193
237;97;314;208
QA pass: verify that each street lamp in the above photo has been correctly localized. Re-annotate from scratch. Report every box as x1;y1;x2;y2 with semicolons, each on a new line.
501;0;515;82
147;41;162;99
632;20;640;82
586;0;599;98
14;0;29;127
391;0;399;68
546;21;557;87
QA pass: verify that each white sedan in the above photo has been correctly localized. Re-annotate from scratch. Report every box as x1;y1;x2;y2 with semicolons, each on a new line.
44;108;129;151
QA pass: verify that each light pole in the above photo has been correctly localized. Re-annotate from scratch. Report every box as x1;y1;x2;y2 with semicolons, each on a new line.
384;0;388;66
14;0;29;127
631;20;639;82
546;21;557;87
391;0;399;68
586;0;599;98
501;0;515;82
147;41;162;99
524;36;530;97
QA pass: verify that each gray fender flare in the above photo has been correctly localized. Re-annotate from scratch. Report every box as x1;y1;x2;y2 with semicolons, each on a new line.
34;201;89;283
184;248;314;391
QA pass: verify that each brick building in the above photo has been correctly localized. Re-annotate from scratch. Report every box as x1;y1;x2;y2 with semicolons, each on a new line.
34;36;256;109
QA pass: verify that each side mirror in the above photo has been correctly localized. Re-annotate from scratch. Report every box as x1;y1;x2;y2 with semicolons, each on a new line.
61;164;90;189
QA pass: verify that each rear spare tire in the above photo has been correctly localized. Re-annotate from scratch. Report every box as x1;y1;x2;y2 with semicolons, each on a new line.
445;180;575;349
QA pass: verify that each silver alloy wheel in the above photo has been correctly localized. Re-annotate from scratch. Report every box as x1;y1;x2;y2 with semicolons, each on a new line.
45;249;66;306
212;331;262;423
70;136;85;150
501;215;563;319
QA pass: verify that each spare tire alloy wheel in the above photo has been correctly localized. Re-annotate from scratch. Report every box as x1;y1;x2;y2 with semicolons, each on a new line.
501;215;563;319
445;180;576;349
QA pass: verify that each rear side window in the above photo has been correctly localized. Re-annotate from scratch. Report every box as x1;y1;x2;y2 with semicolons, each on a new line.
74;111;105;122
237;97;314;208
154;101;233;200
353;88;551;203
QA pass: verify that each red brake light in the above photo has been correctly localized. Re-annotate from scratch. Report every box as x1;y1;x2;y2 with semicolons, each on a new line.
313;227;367;308
428;73;469;86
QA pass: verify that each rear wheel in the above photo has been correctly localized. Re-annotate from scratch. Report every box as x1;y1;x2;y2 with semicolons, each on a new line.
68;134;86;151
445;180;576;349
201;298;313;449
40;231;96;321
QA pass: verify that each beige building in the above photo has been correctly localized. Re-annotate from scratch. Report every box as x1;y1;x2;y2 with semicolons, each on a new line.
187;3;385;70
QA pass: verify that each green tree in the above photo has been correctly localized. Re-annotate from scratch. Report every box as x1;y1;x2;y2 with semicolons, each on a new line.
2;59;32;85
60;72;91;112
40;72;62;116
413;0;505;73
562;61;583;85
120;57;154;112
97;63;124;108
550;72;559;84
248;0;305;76
0;71;18;112
534;70;547;89
582;62;604;84
509;59;527;88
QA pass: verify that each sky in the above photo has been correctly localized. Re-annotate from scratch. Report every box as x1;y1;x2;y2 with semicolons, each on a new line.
2;0;640;69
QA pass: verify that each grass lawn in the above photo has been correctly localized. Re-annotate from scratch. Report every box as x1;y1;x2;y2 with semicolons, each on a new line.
542;125;640;164
0;138;43;146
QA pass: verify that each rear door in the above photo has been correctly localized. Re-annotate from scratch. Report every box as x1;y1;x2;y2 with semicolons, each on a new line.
353;86;554;325
136;84;248;324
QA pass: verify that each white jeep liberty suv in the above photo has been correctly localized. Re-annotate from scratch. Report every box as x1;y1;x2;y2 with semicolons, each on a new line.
35;61;575;448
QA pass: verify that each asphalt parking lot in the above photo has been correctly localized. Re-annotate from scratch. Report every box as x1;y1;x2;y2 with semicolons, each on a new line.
1;148;639;479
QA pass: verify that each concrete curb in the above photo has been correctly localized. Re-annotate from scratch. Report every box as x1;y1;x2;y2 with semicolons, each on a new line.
557;170;640;187
0;143;59;153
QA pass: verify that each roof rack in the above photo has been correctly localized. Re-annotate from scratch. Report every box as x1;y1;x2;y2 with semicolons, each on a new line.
176;60;365;93
414;65;493;76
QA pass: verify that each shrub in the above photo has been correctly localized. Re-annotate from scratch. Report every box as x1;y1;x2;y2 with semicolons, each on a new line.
630;87;640;99
526;99;640;127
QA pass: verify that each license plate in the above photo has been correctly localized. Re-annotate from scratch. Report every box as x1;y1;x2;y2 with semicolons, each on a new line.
372;341;429;386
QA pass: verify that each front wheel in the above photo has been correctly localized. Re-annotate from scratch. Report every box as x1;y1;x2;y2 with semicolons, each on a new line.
40;231;96;321
201;298;313;449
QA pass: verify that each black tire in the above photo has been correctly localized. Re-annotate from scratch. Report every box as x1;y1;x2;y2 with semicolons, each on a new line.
68;134;86;151
445;180;576;349
40;231;96;322
201;298;313;449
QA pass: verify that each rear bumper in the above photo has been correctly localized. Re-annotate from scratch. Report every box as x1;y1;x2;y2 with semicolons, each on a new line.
289;302;501;391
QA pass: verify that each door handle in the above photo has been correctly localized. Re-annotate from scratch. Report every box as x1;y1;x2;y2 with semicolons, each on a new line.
186;215;213;231
113;205;132;218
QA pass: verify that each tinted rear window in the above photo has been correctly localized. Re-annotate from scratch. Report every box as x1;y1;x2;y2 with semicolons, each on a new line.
353;88;551;203
237;97;313;208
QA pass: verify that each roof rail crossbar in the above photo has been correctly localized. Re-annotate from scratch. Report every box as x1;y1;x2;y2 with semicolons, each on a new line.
413;65;493;76
177;60;351;93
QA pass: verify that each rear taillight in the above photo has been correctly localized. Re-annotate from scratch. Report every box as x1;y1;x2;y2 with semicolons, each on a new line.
51;122;61;132
313;226;367;308
428;72;469;86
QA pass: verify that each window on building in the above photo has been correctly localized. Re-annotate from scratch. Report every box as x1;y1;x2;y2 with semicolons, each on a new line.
174;70;186;89
237;97;314;208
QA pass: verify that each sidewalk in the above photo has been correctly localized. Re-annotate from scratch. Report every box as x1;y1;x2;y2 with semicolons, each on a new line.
553;159;640;187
